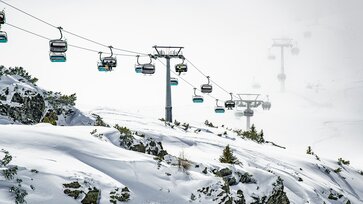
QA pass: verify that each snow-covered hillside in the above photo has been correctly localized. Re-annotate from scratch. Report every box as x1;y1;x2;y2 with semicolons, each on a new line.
1;108;362;204
0;66;94;126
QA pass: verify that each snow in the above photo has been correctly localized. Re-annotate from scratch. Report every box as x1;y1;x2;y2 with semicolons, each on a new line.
0;108;362;203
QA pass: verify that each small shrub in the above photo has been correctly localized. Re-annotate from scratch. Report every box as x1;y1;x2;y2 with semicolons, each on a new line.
42;110;58;125
1;149;12;166
10;185;28;204
204;120;217;128
219;145;238;164
63;181;81;189
334;167;342;173
2;166;18;180
93;114;109;127
174;120;180;126
110;187;130;203
64;189;83;199
182;123;190;131
178;150;191;172
240;125;265;143
338;158;350;166
114;124;134;148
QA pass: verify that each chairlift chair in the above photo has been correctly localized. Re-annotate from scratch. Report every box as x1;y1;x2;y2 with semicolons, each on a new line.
192;88;204;103
201;76;213;93
224;93;235;110
142;63;155;75
97;52;111;72
49;52;66;62
49;39;67;52
175;59;187;74
262;95;271;110
262;101;271;110
49;27;67;53
102;56;117;68
0;31;7;43
170;77;178;86
214;99;225;113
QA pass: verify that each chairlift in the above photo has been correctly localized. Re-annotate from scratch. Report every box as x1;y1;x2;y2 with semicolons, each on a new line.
0;31;7;43
244;109;254;117
0;10;5;24
170;77;178;86
49;52;66;62
175;58;187;74
103;46;117;68
135;55;154;74
224;93;235;110
262;95;271;110
97;52;111;72
215;99;225;113
49;27;67;53
201;76;213;93
192;88;204;103
142;63;155;75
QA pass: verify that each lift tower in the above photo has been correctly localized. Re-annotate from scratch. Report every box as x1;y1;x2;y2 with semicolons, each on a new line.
151;46;185;123
234;94;271;130
270;38;299;92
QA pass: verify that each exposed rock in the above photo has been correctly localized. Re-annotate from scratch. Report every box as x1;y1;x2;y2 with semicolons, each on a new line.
216;168;233;177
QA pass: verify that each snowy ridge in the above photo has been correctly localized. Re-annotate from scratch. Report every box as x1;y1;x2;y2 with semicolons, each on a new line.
0;108;362;204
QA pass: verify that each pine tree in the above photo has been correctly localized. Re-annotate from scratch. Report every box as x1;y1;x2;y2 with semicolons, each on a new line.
219;145;238;164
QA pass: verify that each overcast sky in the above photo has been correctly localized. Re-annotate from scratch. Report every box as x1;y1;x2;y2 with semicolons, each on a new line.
1;0;363;116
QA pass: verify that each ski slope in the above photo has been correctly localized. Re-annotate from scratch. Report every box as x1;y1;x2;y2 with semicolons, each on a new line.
0;108;362;203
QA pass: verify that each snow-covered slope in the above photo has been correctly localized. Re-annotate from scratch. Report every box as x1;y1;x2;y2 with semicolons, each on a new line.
0;108;362;204
0;66;94;126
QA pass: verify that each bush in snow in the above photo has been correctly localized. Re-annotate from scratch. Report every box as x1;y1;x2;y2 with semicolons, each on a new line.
174;119;180;126
2;166;18;180
114;124;134;148
1;149;12;166
182;122;190;131
177;150;191;172
204;120;217;128
110;187;130;203
10;185;28;204
234;125;265;144
242;125;265;143
337;158;350;166
92;114;109;127
306;146;313;155
219;145;238;164
334;167;342;173
41;110;58;125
